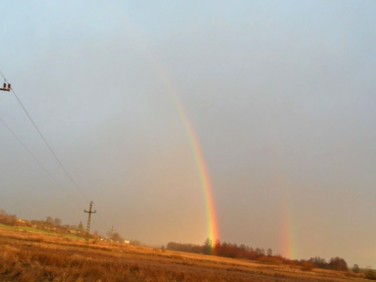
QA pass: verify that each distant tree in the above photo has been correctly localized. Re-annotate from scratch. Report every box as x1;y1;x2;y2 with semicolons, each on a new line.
309;257;327;269
203;238;213;255
328;257;348;271
111;232;123;243
130;240;141;246
107;226;115;239
267;248;273;256
78;221;84;231
46;216;54;225
213;240;221;256
54;218;62;226
255;248;265;257
239;244;246;250
352;264;360;273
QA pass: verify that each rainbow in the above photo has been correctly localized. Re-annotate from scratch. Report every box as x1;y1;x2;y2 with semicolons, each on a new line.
122;20;219;243
173;96;219;243
270;141;297;259
280;198;296;259
151;63;220;243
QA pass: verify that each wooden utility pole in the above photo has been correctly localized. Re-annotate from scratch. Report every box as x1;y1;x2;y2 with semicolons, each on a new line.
84;201;96;242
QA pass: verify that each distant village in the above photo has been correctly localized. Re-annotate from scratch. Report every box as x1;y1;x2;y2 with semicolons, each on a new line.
0;209;139;245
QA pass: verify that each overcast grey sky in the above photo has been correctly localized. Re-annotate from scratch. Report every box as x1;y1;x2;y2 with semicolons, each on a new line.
0;0;375;267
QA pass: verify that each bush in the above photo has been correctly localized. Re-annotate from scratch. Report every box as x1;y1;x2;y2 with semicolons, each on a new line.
365;269;376;280
0;210;17;226
300;261;314;271
352;264;360;273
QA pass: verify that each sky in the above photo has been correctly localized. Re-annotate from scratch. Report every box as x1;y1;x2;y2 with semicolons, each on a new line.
0;0;375;268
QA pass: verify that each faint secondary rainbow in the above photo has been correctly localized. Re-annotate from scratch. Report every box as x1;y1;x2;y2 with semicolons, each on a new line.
152;64;219;243
280;196;296;259
270;139;297;259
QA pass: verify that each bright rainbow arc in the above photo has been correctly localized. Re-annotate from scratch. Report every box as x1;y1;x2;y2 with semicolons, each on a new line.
153;65;219;243
123;20;219;244
173;96;220;243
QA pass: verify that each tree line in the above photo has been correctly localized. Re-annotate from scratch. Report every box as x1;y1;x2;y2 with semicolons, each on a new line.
167;238;374;276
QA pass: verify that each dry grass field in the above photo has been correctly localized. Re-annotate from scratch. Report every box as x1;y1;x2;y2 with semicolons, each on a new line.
0;225;369;282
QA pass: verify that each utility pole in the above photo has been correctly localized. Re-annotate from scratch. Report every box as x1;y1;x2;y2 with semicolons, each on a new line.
84;201;96;242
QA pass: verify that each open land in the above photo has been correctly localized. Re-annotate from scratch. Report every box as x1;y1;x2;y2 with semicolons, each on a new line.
0;225;369;282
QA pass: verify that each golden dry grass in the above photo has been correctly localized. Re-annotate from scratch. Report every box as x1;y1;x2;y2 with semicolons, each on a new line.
0;226;368;282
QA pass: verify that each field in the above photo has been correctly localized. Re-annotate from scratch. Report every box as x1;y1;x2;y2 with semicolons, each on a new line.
0;225;368;282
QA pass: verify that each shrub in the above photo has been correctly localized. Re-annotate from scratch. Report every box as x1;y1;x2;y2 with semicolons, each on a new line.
300;261;314;271
365;269;376;280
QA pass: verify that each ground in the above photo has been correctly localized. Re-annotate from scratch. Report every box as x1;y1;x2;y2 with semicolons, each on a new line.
0;225;368;282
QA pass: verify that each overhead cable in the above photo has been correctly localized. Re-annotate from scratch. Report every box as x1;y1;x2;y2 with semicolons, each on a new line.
0;116;83;210
0;71;88;201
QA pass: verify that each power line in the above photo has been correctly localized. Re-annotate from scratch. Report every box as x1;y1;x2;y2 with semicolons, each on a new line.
0;116;83;210
0;71;88;202
0;70;109;231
